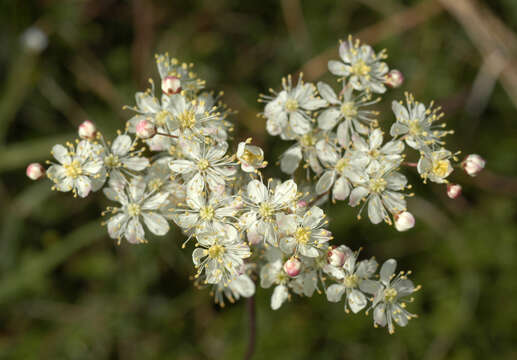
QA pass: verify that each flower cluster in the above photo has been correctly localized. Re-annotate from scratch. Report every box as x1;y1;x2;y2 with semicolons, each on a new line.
28;36;485;334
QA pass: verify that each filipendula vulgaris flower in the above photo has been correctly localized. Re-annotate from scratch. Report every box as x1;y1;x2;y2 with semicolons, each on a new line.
102;177;170;244
349;161;411;225
98;132;150;183
172;176;238;240
276;206;333;257
169;138;237;194
360;259;420;334
236;139;267;173
352;128;404;169
317;81;380;147
192;223;251;285
416;148;456;184
240;178;298;246
325;245;378;313
390;92;453;151
328;35;389;94
46;140;104;198
261;73;327;136
155;53;206;95
315;146;369;201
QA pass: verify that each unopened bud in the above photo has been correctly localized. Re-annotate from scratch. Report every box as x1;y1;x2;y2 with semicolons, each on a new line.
394;211;415;232
161;76;181;95
78;120;96;140
283;257;302;277
327;246;346;267
385;69;404;88
26;163;45;180
136;119;157;139
462;154;485;177
446;183;462;199
297;200;308;209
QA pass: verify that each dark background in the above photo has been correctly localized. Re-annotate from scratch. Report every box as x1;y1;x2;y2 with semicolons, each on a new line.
1;0;517;359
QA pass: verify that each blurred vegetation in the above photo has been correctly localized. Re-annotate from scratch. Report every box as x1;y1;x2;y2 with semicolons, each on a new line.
1;0;517;359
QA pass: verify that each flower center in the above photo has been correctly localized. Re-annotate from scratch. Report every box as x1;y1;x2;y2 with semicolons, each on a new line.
197;158;210;171
258;202;274;220
369;177;387;193
178;109;196;129
294;226;311;245
148;178;163;192
335;158;348;173
155;111;170;127
300;133;316;147
104;154;121;168
199;206;214;221
64;160;83;179
384;287;398;303
432;160;450;178
285;98;299;112
340;101;357;117
241;149;259;163
208;243;225;259
127;203;141;217
369;149;380;158
408;120;422;136
351;60;371;77
343;274;359;288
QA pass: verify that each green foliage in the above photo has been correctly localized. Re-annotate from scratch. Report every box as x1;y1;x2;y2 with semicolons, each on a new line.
1;0;517;358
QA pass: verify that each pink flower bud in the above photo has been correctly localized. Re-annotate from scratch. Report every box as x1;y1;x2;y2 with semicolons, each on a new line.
78;120;96;140
327;246;346;267
136;119;157;139
385;69;404;88
394;211;415;232
447;183;462;199
297;200;308;208
26;163;45;180
161;76;181;95
462;154;485;177
283;257;301;277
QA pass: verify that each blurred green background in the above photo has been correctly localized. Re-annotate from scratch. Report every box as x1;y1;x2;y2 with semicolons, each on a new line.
1;0;517;359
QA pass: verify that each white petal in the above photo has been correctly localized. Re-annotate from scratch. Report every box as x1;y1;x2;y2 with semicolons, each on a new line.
333;176;350;201
348;289;367;313
125;218;145;244
289;112;311;135
107;213;127;239
276;213;298;235
328;60;348;76
315;170;336;194
142;212;169;236
302;206;325;228
317;81;339;104
318;108;341;130
247;180;268;204
368;195;385;224
75;176;92;198
169;160;195;174
192;248;207;266
112;135;132;156
359;279;382;294
380;259;397;285
51;144;71;164
271;179;297;206
373;303;387;327
142;192;169;210
280;146;302;174
271;285;288;310
326;284;346;302
349;186;369;207
122;157;149;171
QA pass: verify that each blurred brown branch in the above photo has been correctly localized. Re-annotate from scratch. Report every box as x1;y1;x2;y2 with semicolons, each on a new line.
438;0;517;110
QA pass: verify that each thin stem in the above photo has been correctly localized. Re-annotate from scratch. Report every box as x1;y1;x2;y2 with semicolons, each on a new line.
244;295;256;360
403;161;418;167
155;131;178;138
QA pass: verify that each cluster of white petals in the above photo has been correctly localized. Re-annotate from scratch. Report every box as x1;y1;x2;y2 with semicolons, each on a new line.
30;36;486;334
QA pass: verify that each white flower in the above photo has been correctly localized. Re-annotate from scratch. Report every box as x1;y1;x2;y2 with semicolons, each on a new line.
390;94;451;151
462;154;485;176
213;273;256;306
349;162;408;224
317;82;380;147
192;224;251;285
169;139;236;194
315;148;368;201
262;74;327;136
47;140;104;198
360;259;419;334
277;206;332;258
325;246;377;313
101;134;150;182
328;36;389;93
417;148;454;184
352;129;404;169
172;185;238;234
103;177;170;244
237;140;266;172
241;179;298;246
